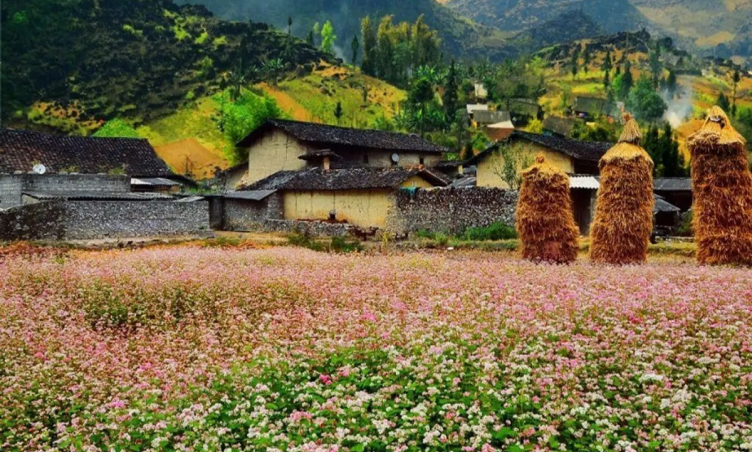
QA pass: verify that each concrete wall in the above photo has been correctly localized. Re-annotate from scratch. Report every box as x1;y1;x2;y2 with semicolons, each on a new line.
0;174;130;209
476;142;574;188
246;129;310;185
0;200;210;241
387;187;518;235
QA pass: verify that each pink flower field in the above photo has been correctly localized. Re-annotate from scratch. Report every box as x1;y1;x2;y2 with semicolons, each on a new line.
1;246;751;451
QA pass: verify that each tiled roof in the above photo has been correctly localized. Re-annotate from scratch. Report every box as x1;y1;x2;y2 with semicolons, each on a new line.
467;131;612;165
543;116;579;137
473;110;511;125
574;96;608;115
224;190;278;201
0;128;173;177
654;195;681;213
237;119;449;154
654;178;692;191
23;191;173;201
242;167;448;192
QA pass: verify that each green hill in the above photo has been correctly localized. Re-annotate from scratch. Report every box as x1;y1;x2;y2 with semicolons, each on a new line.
1;0;333;134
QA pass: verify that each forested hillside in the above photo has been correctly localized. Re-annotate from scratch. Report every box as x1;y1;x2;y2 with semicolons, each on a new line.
1;0;333;133
175;0;515;61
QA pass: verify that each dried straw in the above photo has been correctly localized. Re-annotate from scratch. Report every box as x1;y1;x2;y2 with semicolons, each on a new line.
516;155;579;264
688;106;752;265
590;114;655;265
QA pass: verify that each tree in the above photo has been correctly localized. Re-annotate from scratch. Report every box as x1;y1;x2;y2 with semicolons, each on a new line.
650;41;662;89
351;35;360;65
666;69;678;99
361;16;376;75
306;30;314;46
287;16;292;35
616;61;634;100
334;101;343;124
626;76;667;123
407;77;435;135
660;122;686;177
261;59;284;86
93;119;140;138
571;47;579;80
490;142;534;190
602;50;613;74
732;69;741;116
717;92;731;112
442;60;459;123
320;20;336;55
583;45;591;70
218;91;284;163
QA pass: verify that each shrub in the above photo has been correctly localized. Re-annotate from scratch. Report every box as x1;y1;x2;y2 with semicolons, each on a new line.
463;222;517;241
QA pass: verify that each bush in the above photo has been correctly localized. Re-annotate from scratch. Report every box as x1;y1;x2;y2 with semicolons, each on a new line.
329;236;364;253
463;222;517;241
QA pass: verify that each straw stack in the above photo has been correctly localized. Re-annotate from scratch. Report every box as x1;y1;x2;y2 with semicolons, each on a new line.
516;155;579;264
688;106;752;265
590;114;655;265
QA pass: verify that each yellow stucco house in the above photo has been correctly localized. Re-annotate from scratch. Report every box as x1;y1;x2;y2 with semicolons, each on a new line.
468;131;611;189
235;119;448;187
238;167;448;228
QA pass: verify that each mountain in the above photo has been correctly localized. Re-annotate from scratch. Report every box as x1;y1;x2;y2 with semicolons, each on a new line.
513;10;605;53
445;0;648;35
175;0;516;61
1;0;332;133
444;0;752;62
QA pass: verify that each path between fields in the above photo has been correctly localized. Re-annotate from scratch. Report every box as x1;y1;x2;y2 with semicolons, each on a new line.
257;83;315;122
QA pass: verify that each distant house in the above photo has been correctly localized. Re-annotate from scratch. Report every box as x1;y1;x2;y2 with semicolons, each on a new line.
466;104;489;115
543;116;579;138
236;119;448;186
573;96;609;119
508;98;542;122
467;131;612;189
654;177;692;212
225;167;448;229
0;128;174;178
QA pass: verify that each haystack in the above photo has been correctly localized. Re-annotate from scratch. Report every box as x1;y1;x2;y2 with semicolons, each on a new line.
590;114;654;265
516;155;579;264
688;106;752;265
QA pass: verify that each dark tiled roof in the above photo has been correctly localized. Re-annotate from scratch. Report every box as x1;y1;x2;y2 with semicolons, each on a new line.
654;194;681;213
23;191;173;201
473;110;511;124
543;116;579;137
467;131;611;165
654;178;692;191
299;149;342;161
130;177;182;187
238;119;449;154
243;167;448;192
0;129;173;177
509;99;541;116
224;190;278;201
574;96;608;115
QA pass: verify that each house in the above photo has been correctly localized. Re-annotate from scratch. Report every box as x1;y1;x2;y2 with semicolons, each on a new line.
472;110;512;127
235;119;449;186
508;98;542;123
467;131;612;189
0;128;174;178
573;96;610;119
543;116;579;138
654;177;692;212
216;167;448;230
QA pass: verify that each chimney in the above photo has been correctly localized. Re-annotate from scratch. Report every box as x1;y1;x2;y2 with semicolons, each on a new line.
323;156;331;171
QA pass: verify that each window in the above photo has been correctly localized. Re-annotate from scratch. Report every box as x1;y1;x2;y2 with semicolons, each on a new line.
419;157;425;165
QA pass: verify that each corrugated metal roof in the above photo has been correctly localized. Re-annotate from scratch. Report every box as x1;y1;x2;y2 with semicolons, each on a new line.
569;175;600;190
175;196;205;203
23;191;174;201
224;190;278;201
131;177;182;187
467;104;489;114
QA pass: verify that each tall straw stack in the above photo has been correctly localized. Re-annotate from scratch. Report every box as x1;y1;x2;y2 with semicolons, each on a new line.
688;106;752;265
516;155;580;264
590;114;655;265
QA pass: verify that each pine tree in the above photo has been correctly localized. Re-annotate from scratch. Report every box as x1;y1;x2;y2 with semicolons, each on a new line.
571;47;579;80
666;69;677;99
287;16;292;35
334;101;343;124
660;122;686;177
620;61;634;100
360;16;376;76
351;35;360;65
650;42;662;89
732;69;741;116
717;92;731;112
443;60;459;123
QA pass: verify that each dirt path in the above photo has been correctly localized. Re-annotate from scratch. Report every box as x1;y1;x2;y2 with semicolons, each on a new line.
257;83;313;121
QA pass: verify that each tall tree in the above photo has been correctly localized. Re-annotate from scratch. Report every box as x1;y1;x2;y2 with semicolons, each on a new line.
571;47;579;80
650;42;662;89
717;92;731;112
360;16;376;76
334;101;343;124
626;76;667;123
320;20;336;55
443;60;459;123
287;16;292;35
666;69;678;99
732;69;741;117
351;35;360;65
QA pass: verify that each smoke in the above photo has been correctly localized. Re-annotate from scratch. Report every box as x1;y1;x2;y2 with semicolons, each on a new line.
662;87;693;129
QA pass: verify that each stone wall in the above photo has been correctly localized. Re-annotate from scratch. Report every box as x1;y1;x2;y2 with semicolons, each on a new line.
0;174;130;208
221;194;283;231
387;187;518;235
0;200;210;241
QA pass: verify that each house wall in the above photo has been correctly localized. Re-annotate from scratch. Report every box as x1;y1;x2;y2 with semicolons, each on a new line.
476;143;574;188
0;174;130;209
246;129;311;184
283;189;394;228
340;150;442;168
221;194;284;231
